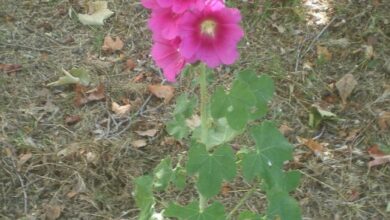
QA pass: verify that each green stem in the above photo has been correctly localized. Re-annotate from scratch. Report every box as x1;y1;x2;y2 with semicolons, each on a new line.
199;63;208;149
226;187;256;219
198;63;209;212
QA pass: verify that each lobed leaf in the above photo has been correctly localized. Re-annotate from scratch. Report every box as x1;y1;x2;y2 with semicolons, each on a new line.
133;175;154;220
187;142;236;198
165;201;226;220
242;121;293;182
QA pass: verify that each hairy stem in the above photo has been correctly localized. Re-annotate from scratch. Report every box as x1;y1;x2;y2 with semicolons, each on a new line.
199;63;209;148
198;63;209;212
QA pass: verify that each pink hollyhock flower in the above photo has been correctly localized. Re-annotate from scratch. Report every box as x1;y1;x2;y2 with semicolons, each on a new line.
141;0;159;9
148;8;181;40
157;0;203;13
178;6;244;67
151;36;187;82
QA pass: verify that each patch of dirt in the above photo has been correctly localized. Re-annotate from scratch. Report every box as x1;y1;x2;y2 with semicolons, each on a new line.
0;0;389;219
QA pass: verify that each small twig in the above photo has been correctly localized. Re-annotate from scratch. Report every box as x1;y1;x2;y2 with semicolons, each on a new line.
0;43;52;53
227;187;257;219
4;157;29;214
299;170;347;201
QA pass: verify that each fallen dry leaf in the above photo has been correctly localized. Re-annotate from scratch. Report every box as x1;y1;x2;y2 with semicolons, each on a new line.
44;205;62;220
279;124;293;136
297;136;329;160
77;1;114;25
335;73;357;104
132;139;147;148
17;153;32;171
112;101;131;117
377;111;390;130
367;144;390;168
297;137;324;154
316;45;332;61
0;63;22;75
148;85;175;104
135;129;158;137
221;183;232;196
102;35;124;52
65;115;82;126
124;58;136;70
74;83;105;107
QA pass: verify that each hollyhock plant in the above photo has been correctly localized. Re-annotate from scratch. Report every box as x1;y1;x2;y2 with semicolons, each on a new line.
178;6;244;68
148;8;181;40
157;0;204;13
151;35;187;82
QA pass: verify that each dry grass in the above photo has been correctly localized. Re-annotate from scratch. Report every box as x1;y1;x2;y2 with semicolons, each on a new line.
1;0;389;219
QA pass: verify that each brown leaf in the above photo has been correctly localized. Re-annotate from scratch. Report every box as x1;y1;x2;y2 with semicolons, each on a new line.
111;101;131;117
135;129;158;137
148;85;175;104
278;124;293;136
221;183;232;196
74;83;105;107
65;115;82;126
297;137;324;154
102;35;124;52
335;73;357;104
17;153;32;171
44;205;62;220
0;63;22;75
316;45;332;61
297;136;330;160
367;145;390;168
131;139;147;148
377;111;390;130
124;58;136;70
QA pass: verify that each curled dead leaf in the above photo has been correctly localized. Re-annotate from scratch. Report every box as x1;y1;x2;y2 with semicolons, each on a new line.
74;83;105;107
297;136;330;160
131;139;147;148
135;129;158;137
335;73;357;104
377;111;390;130
77;1;114;25
65;115;82;126
111;101;131;117
102;35;124;52
367;144;390;168
148;85;175;104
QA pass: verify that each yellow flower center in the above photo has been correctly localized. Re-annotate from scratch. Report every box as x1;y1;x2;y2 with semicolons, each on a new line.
200;19;217;37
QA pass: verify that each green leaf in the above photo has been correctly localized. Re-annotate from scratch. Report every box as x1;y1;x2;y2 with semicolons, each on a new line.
69;68;91;86
187;143;236;198
153;157;173;191
242;121;293;182
47;68;90;86
210;87;230;119
266;190;301;220
133;175;154;220
309;104;337;128
193;118;241;148
166;115;189;139
260;166;301;193
238;71;274;119
174;94;197;118
165;201;226;220
238;211;263;220
172;167;186;190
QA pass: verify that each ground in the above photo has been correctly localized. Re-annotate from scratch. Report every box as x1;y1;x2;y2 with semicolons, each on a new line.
0;0;389;219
